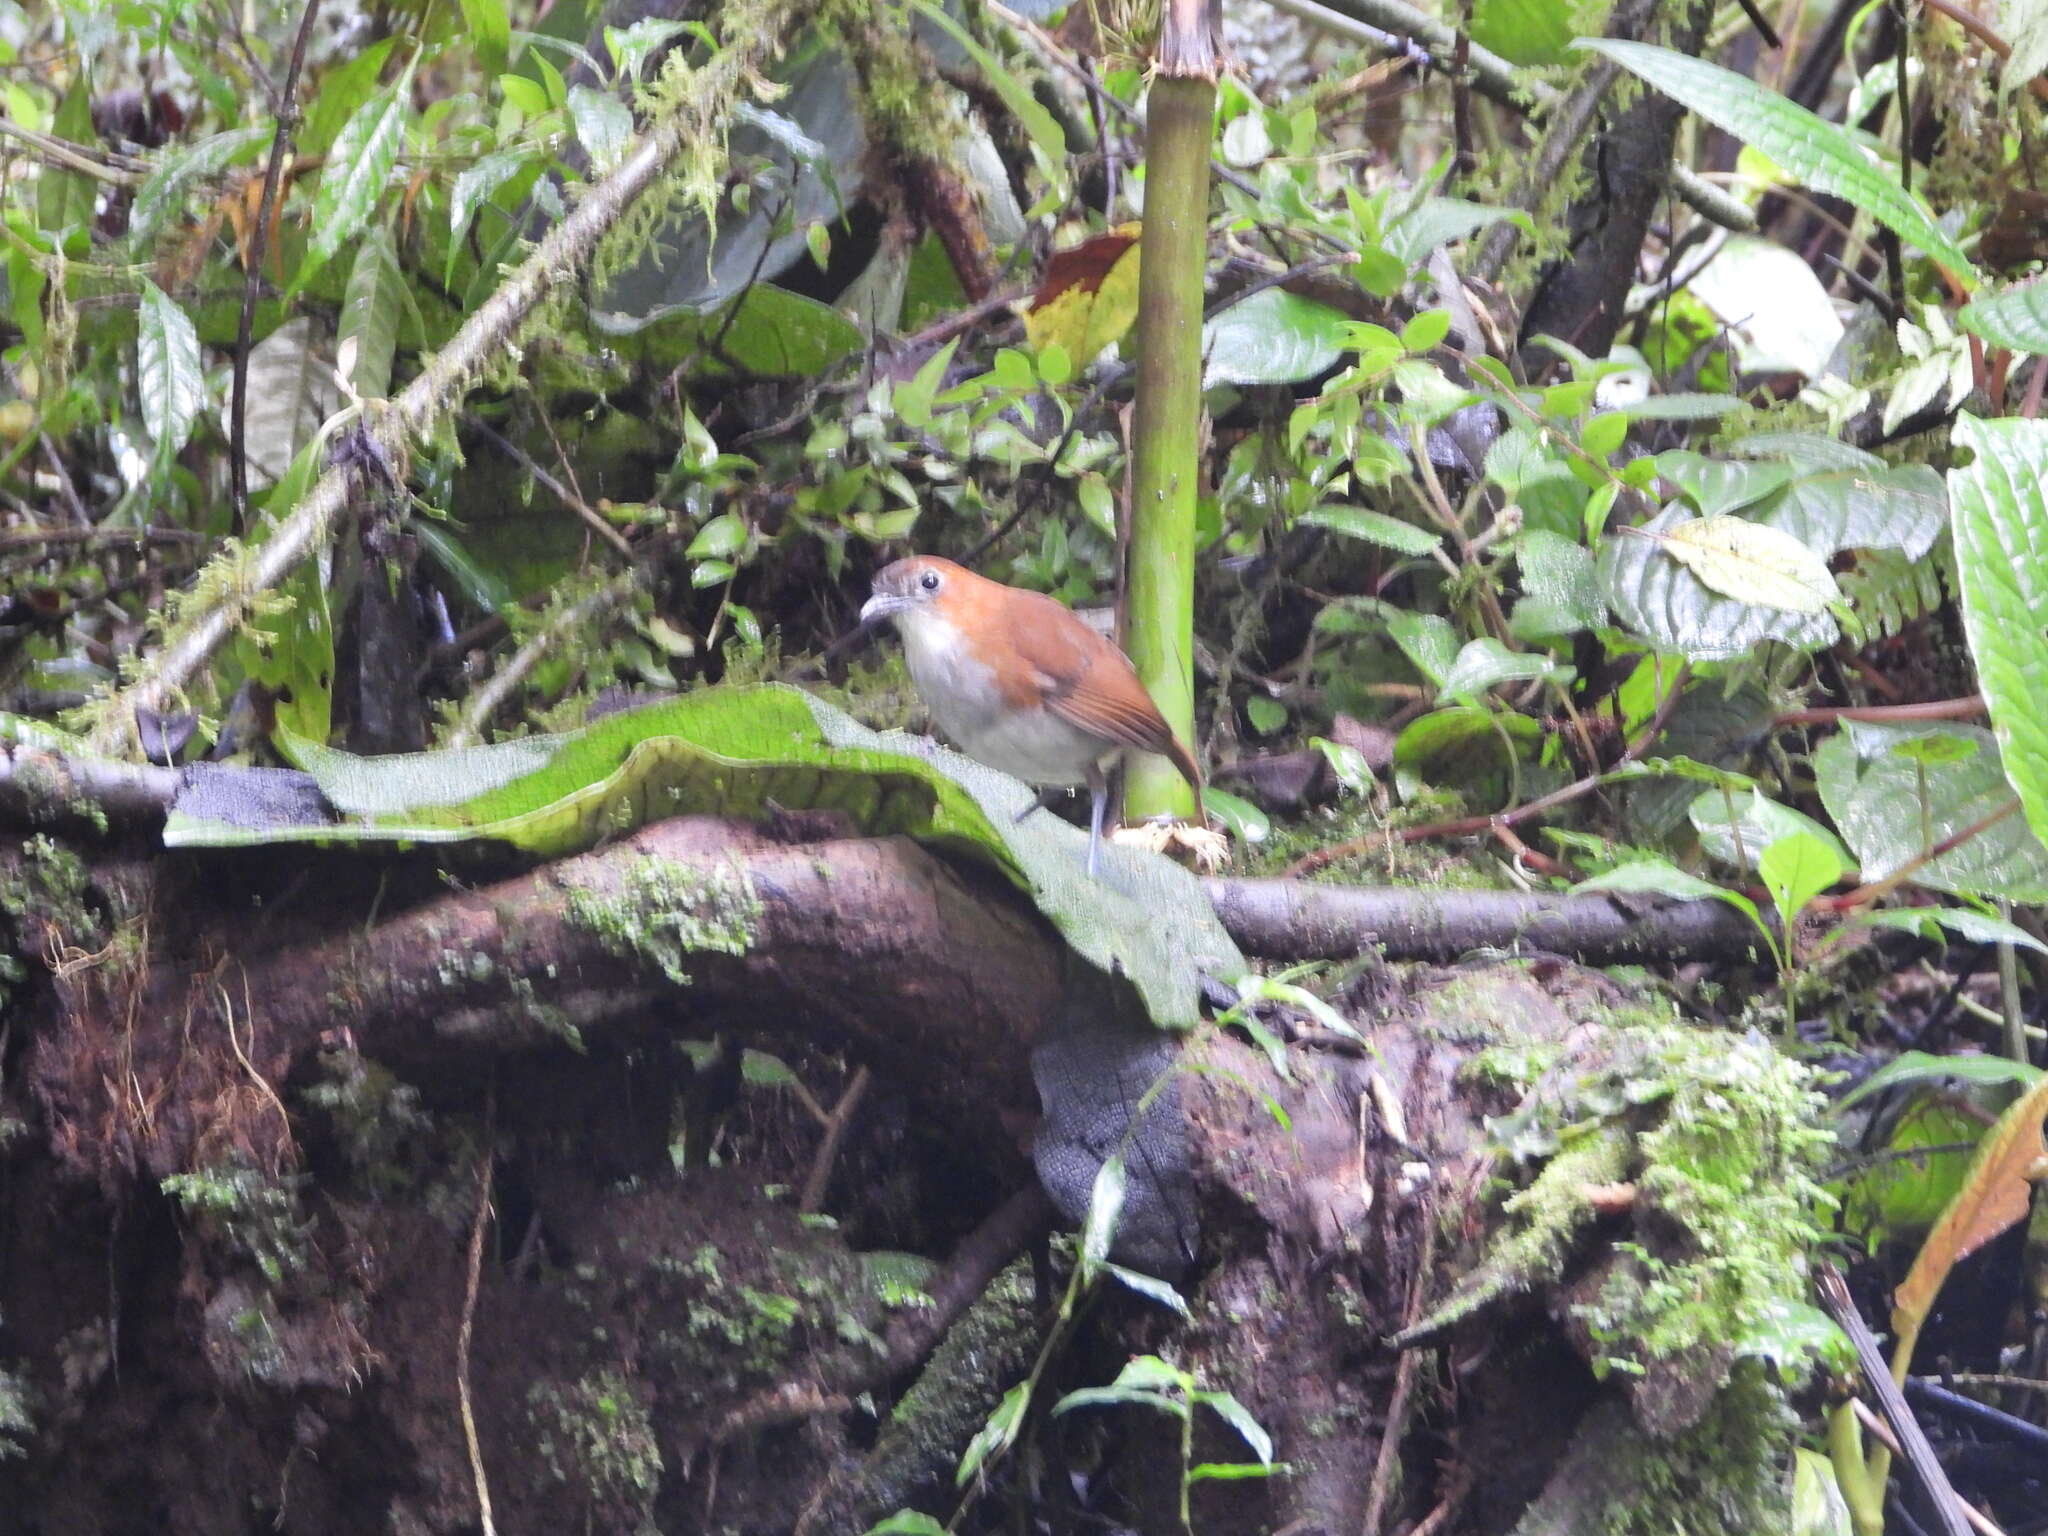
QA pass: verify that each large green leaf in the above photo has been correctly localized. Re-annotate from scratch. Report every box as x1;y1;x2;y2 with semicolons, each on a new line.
591;285;863;377
1600;464;1946;661
1957;275;2048;355
338;225;406;400
1203;288;1349;387
163;686;1241;1030
1814;722;2048;902
1579;39;1976;286
1947;413;2048;854
136;280;205;464
129;123;272;245
302;84;409;286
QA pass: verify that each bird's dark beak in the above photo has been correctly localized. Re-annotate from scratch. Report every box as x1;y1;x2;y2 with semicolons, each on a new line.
859;592;906;625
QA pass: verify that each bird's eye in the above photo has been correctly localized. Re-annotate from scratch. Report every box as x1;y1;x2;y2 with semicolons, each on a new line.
919;570;941;592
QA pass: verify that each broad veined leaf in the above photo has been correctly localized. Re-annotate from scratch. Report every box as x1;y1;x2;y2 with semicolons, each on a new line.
136;279;206;463
1579;40;1976;286
1815;722;2048;902
1204;288;1349;387
130;122;271;244
1947;414;2048;856
338;225;405;400
302;80;410;285
163;686;1243;1032
1654;449;1792;518
1958;272;2048;355
1025;225;1141;363
1638;515;1839;614
1599;460;1945;662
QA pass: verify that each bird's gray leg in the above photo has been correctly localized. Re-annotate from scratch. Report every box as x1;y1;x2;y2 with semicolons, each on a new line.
1085;764;1109;878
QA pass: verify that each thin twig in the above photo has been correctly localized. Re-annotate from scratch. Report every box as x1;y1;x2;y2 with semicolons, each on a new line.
0;525;204;549
1774;695;1986;728
798;1065;872;1215
40;435;89;524
457;1088;499;1536
230;0;324;530
1287;662;1692;876
1818;1265;1974;1536
465;418;634;557
446;569;643;747
1362;1196;1437;1535
0;117;144;183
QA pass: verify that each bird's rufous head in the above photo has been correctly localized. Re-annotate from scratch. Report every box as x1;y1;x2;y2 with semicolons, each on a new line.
860;556;973;628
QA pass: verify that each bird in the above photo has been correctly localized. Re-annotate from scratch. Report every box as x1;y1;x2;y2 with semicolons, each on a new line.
860;555;1203;877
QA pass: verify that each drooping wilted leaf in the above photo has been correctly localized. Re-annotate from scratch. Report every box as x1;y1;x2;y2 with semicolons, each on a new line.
242;316;341;491
164;687;1242;1031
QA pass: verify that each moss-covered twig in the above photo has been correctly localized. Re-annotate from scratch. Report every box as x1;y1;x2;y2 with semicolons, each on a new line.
83;0;811;758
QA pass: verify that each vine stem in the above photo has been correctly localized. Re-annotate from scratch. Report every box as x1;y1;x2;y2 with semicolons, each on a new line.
230;0;323;530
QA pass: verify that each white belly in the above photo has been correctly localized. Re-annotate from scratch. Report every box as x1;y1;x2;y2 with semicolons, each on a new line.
899;612;1113;786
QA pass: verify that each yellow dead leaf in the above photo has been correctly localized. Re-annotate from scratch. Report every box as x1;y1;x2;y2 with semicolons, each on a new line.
1023;224;1142;364
1647;515;1840;614
1892;1073;2048;1347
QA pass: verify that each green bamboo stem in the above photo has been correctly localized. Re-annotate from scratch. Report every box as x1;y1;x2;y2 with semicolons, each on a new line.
1122;45;1214;826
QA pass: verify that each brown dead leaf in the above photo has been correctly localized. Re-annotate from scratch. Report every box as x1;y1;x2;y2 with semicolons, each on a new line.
1892;1072;2048;1344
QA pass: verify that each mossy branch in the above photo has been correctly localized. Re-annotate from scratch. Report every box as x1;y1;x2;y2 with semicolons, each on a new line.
82;1;810;758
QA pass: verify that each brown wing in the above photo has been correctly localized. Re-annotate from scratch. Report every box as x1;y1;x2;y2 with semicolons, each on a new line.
1007;590;1203;793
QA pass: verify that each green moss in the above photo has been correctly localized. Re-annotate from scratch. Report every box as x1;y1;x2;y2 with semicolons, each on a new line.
0;834;97;946
1515;1364;1798;1536
565;855;762;985
299;1050;435;1195
161;1156;313;1287
528;1370;663;1510
1421;1009;1835;1534
0;1313;32;1462
1572;1029;1835;1378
